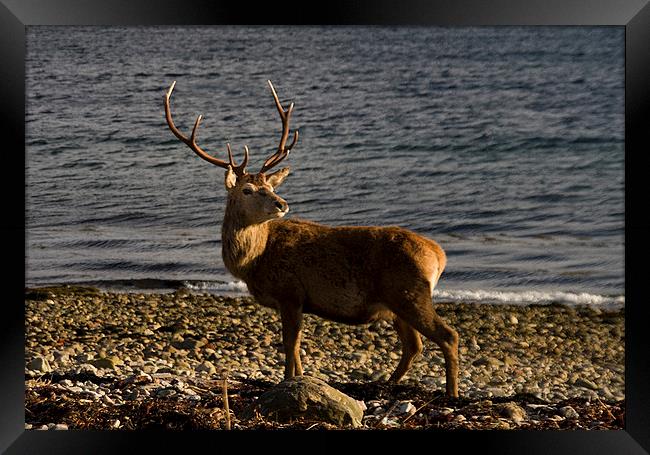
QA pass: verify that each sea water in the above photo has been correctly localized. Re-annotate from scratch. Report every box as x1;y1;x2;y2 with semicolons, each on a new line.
26;26;624;307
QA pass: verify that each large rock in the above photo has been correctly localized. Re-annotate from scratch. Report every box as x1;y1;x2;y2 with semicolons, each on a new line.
241;376;364;428
496;402;528;424
27;356;51;373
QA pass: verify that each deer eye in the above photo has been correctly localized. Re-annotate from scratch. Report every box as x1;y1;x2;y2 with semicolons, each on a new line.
242;188;253;195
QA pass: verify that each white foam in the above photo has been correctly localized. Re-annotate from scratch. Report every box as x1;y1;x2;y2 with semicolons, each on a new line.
433;289;624;308
181;279;624;308
182;280;249;294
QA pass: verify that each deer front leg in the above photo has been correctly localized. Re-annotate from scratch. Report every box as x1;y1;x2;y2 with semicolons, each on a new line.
279;305;304;379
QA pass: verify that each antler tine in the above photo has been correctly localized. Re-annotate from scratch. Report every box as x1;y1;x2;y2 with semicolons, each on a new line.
165;81;248;176
260;80;299;174
226;143;249;176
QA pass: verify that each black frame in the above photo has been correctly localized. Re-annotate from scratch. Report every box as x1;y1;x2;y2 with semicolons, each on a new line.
3;1;649;453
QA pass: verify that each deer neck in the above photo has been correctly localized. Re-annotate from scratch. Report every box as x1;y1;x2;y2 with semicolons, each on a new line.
221;202;271;280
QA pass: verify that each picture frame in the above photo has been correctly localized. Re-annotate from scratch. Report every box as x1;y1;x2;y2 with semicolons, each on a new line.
3;0;648;453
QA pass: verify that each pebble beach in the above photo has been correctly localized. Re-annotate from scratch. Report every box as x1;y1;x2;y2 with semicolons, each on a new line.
25;286;625;430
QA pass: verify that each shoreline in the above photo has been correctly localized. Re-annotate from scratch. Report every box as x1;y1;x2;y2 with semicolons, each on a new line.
25;285;625;430
25;280;626;309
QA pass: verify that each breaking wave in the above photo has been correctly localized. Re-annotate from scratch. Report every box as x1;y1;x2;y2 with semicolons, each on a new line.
433;289;624;308
180;280;625;308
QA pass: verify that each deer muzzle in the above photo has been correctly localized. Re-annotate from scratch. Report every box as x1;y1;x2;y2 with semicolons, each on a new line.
270;196;289;217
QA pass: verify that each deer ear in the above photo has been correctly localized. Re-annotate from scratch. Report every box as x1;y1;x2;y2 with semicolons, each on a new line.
266;167;290;189
225;166;237;190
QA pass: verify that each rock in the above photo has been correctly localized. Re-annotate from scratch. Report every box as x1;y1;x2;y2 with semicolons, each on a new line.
172;337;207;351
349;370;367;380
124;373;153;384
52;350;70;363
472;356;503;368
397;401;417;416
560;406;579;419
379;416;400;427
75;363;100;376
53;424;68;430
27;357;51;373
574;378;598;390
92;358;117;369
241;375;364;428
370;371;390;382
156;388;177;398
75;353;94;363
496;402;527;424
195;361;217;375
485;387;508;398
108;355;124;366
350;352;368;363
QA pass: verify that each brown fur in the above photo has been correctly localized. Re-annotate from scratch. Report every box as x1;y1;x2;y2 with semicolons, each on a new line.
220;168;460;397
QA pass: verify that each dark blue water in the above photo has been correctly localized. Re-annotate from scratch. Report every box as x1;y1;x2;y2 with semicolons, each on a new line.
26;26;624;306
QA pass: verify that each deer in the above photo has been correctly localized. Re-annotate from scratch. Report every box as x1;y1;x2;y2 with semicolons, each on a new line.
164;80;460;397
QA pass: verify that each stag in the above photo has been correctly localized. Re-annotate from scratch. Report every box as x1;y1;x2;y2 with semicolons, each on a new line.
164;81;459;397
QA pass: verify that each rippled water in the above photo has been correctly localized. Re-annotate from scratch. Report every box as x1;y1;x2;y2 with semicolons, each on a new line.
26;26;624;305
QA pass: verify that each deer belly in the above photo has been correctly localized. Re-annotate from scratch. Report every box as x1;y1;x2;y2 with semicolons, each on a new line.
303;288;392;325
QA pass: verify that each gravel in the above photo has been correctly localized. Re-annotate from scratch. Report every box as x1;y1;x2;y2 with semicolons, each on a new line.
25;285;625;430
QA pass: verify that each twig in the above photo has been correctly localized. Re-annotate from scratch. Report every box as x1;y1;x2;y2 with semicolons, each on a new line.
306;422;319;430
596;397;616;421
222;371;231;430
186;384;210;394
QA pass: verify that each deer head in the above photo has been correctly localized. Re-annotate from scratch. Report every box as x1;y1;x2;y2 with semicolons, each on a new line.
164;80;298;224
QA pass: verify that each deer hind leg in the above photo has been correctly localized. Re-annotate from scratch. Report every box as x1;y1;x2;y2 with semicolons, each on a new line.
387;288;460;398
293;332;303;376
388;317;423;383
280;305;304;379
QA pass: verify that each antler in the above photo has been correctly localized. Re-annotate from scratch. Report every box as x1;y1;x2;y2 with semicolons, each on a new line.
259;80;299;174
164;81;249;176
